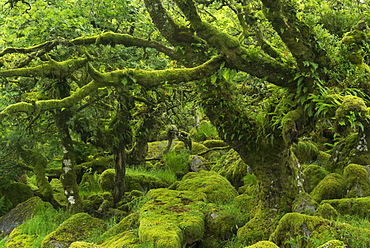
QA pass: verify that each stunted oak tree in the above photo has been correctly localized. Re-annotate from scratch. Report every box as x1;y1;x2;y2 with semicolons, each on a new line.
1;0;370;238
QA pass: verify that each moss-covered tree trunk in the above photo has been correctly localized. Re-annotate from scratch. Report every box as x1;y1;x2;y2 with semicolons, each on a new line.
111;93;133;204
54;80;83;213
197;77;302;212
127;106;156;166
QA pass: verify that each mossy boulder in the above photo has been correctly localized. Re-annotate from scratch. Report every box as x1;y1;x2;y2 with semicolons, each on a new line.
5;226;33;247
69;241;103;248
100;231;140;248
244;241;279;248
147;140;179;158
100;212;139;241
0;197;52;238
293;140;319;164
214;149;250;189
125;173;169;192
292;192;318;215
310;173;346;203
269;213;331;248
237;208;278;245
173;141;209;155
314;203;338;220
321;197;370;218
270;212;370;247
176;170;238;204
98;169;169;194
343;163;370;197
0;182;34;211
138;188;207;247
316;151;331;167
205;204;248;240
303;164;330;193
41;213;106;248
99;169;115;192
316;240;345;248
233;193;257;214
202;139;228;148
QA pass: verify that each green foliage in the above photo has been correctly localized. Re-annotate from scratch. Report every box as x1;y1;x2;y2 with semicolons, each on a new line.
190;121;219;141
5;207;71;248
162;150;190;175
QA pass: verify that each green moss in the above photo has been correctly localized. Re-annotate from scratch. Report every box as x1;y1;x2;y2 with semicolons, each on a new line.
321;197;370;218
293;140;319;164
100;212;139;241
125;173;168;192
205;204;248;240
147;141;176;158
237;208;279;245
101;231;141;248
316;151;331;167
292;193;318;215
314;203;338;220
0;182;34;209
271;212;370;247
343;164;370;197
176;170;238;204
215;149;250;189
303;165;330;193
316;240;345;248
98;169;169;194
202;140;228;148
173;141;209;155
334;95;368;136
325;133;358;172
138;188;207;247
5;227;33;247
341;29;368;65
41;213;106;248
98;169;115;192
244;241;279;248
69;241;103;247
281;109;302;145
233;193;257;214
269;213;331;248
310;173;346;202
